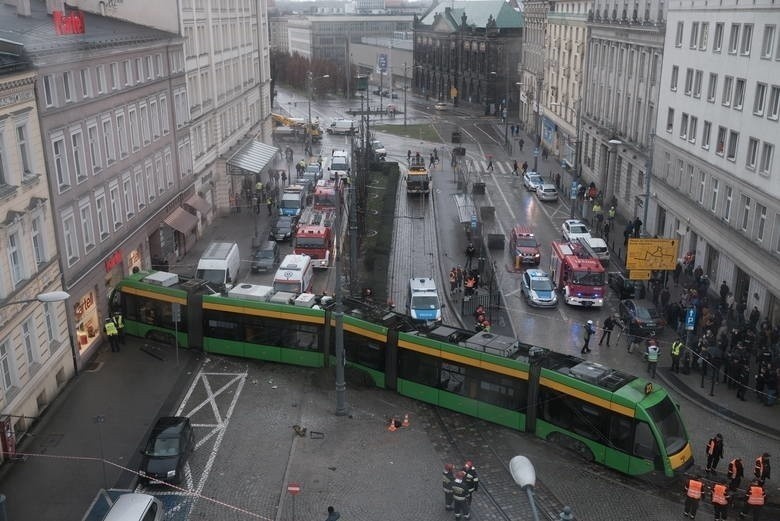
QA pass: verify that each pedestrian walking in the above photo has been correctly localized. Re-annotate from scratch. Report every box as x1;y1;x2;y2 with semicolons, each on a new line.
442;463;455;511
465;243;476;269
739;479;766;521
521;161;528;174
599;316;616;346
449;269;458;295
104;317;120;352
486;154;493;172
451;471;471;520
267;197;274;216
607;205;616;224
683;475;704;519
705;434;724;474
430;153;436;169
646;339;660;378
519;138;524;151
281;171;287;186
728;458;744;493
581;320;595;354
754;453;771;485
670;337;683;373
513;160;519;176
710;480;730;521
736;360;750;400
325;506;340;521
407;149;412;163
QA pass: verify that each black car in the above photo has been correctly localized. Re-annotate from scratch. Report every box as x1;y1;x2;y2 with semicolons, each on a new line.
139;416;194;485
619;299;666;337
251;241;280;272
608;272;647;300
270;215;296;242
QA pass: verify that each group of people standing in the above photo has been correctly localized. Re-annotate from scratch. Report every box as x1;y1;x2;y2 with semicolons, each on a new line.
449;265;480;298
683;433;770;520
442;461;479;520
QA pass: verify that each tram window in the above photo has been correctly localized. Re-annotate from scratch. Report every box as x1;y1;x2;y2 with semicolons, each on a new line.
610;416;634;453
398;349;439;387
441;362;466;394
124;293;188;330
633;421;660;460
206;318;241;340
476;371;527;410
646;396;687;455
344;332;385;371
541;388;609;442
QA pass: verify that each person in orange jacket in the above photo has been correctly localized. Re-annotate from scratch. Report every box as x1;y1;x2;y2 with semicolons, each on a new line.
739;479;766;521
684;475;704;519
710;480;730;521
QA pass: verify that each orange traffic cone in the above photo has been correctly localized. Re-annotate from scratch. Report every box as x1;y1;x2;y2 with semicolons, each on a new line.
402;414;410;428
388;418;397;432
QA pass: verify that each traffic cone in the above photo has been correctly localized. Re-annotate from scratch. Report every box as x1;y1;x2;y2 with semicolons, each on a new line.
388;418;397;432
402;414;410;428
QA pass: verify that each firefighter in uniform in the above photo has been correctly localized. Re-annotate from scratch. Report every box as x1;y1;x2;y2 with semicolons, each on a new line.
451;471;471;520
739;479;766;521
728;458;745;493
103;317;120;352
442;463;455;511
463;460;479;504
671;338;684;373
711;481;730;521
754;453;771;485
112;311;126;345
684;475;704;519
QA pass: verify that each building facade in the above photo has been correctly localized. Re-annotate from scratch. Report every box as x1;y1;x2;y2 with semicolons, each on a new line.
0;40;72;451
541;0;589;167
413;1;523;110
520;0;548;135
653;0;780;324
580;0;665;207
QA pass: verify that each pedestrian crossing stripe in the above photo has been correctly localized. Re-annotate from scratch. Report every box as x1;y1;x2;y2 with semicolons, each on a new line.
465;159;517;176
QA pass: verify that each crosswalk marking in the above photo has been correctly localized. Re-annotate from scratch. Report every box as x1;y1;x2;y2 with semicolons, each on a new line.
462;159;517;176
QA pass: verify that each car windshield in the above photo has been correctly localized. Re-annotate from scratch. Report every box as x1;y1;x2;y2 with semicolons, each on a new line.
280;198;301;209
571;270;605;286
569;224;588;234
528;174;541;183
305;165;320;174
145;435;181;457
647;395;688;455
411;295;440;309
516;237;537;248
373;141;383;149
296;237;326;248
331;161;348;170
530;278;554;291
634;305;654;321
256;250;274;259
196;269;225;284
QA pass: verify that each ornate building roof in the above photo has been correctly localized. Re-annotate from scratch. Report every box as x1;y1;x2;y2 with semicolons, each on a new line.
419;0;524;30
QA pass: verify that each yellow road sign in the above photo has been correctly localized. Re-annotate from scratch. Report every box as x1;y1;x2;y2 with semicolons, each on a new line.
626;239;679;270
629;270;651;280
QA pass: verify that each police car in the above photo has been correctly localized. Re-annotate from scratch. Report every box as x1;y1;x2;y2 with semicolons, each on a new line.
520;269;559;308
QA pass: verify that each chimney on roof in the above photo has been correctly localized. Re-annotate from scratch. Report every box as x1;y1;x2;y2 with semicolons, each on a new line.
16;0;31;17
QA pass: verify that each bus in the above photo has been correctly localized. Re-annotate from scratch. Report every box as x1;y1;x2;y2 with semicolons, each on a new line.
112;271;693;478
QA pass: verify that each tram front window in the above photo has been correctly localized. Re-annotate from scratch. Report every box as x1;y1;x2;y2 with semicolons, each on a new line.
647;396;687;455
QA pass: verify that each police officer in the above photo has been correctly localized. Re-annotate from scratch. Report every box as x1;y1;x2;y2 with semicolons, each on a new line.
451;471;471;520
463;460;479;504
705;433;724;474
103;317;120;352
442;463;455;511
754;453;771;485
646;339;660;378
112;311;126;345
684;474;704;519
671;337;684;373
711;480;730;521
739;479;766;520
728;457;745;493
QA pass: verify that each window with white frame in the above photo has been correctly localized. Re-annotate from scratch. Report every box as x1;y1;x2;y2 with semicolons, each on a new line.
101;117;116;164
124;59;133;86
164;148;173;187
8;231;24;286
96;65;106;94
145;55;153;80
156;54;163;77
727;130;739;161
687;164;695;195
0;339;16;391
62;210;79;264
666;108;675;132
145;161;155;201
684;68;693;95
723;185;733;222
716;126;727;155
139;103;151;144
740;194;751;231
22;318;39;367
16;122;31;176
740;24;753;55
122;174;134;218
115;110;128;158
702;121;711;149
728;24;740;54
154;155;164;194
689;116;698;143
134;167;145;209
690;22;699;49
109;182;121;229
746;137;759;169
135;58;143;84
95;190;108;239
693;70;703;98
713;22;724;52
670;66;679;91
0;128;6;186
733;78;746;109
69;128;85;182
110;62;119;91
754;83;767;116
768;86;780;120
680;113;689;139
698;171;706;205
79;200;95;250
43;302;59;345
150;99;160;138
52;134;70;190
710;178;719;212
63;71;73;103
128;106;140;151
43;75;55;106
159;95;170;134
80;68;92;98
87;123;102;173
722;76;733;106
699;22;709;50
760;143;774;175
755;203;767;241
762;25;776;58
31;216;45;265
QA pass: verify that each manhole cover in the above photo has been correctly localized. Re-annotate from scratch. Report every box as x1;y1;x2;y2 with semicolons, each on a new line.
84;361;104;372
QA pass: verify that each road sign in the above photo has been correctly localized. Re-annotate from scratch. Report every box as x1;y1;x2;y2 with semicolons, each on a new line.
470;215;477;230
287;483;301;495
685;308;697;331
570;181;578;200
377;53;388;72
625;238;680;271
629;270;651;280
533;147;540;157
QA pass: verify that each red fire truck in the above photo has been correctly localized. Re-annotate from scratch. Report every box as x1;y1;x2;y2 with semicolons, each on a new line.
312;179;341;212
549;241;606;307
294;209;335;269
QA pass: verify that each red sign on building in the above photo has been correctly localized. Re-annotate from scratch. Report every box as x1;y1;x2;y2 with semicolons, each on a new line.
105;250;122;272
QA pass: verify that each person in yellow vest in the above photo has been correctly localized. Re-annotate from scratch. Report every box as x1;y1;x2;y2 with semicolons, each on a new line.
112;311;125;345
103;317;120;352
739;479;766;521
671;337;684;373
684;475;704;519
710;480;730;521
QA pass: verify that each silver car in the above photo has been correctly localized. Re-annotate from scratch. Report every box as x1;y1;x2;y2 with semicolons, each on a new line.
523;171;543;191
536;183;559;201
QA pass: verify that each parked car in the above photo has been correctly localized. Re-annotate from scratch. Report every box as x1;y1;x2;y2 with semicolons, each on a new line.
434;102;448;111
536;183;559;202
371;140;387;160
561;219;592;242
523;171;544;191
619;299;665;336
608;272;647;299
251;241;280;272
139;417;194;485
520;269;559;308
270;215;296;242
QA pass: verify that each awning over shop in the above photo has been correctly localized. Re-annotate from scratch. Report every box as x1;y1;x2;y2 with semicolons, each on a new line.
164;207;198;234
227;140;278;175
185;194;211;215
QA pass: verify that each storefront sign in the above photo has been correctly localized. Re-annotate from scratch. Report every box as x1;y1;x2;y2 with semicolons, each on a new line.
74;291;95;321
128;249;142;272
105;250;122;272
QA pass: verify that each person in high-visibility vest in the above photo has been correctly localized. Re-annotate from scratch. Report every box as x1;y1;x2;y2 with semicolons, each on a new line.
103;317;120;352
671;338;684;373
710;481;730;521
646;339;660;378
112;312;125;345
684;475;704;519
754;453;771;485
728;457;745;492
740;479;766;521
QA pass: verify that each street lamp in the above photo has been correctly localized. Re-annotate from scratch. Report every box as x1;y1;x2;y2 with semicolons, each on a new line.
509;455;540;521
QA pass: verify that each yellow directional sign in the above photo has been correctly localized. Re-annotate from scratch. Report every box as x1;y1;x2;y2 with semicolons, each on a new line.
626;238;679;271
629;270;651;280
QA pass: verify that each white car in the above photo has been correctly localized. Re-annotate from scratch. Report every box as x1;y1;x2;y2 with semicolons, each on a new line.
562;219;592;242
523;171;544;191
434;102;448;111
536;183;559;201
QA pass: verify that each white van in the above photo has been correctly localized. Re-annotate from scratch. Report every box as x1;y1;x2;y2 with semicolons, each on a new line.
103;493;163;521
196;242;241;288
327;119;355;135
328;150;350;180
584;237;610;264
408;277;442;325
273;254;313;295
